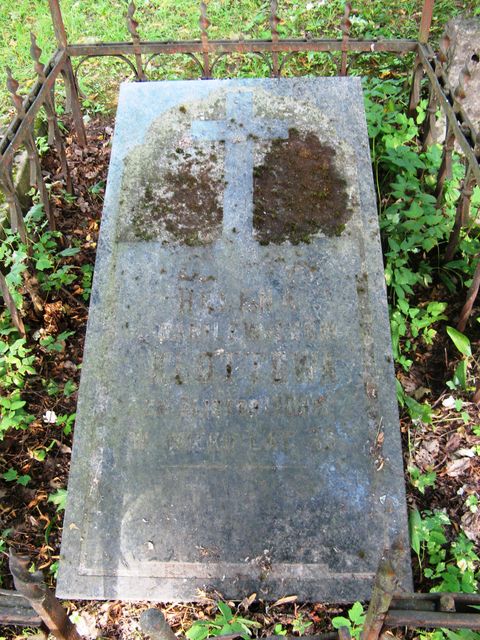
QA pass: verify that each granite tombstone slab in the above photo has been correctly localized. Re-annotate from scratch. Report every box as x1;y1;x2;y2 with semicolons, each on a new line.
57;78;411;602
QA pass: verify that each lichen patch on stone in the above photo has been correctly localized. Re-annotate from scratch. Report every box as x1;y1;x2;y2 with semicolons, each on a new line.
117;94;227;245
253;129;351;245
129;151;223;245
116;87;359;247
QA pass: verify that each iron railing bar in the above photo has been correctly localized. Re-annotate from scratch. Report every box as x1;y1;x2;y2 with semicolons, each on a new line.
0;49;66;168
48;0;68;49
66;38;418;58
385;610;480;630
417;43;480;183
418;0;435;43
422;42;478;139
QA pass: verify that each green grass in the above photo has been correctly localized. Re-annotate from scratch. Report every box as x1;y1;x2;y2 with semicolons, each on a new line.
0;0;476;126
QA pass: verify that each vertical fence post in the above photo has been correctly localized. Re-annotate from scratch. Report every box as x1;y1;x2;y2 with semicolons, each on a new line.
418;0;435;44
48;0;86;147
340;3;352;77
47;0;67;48
408;59;424;117
361;542;403;640
9;550;82;640
458;258;480;333
127;2;147;81
420;86;437;147
199;2;211;78
270;0;280;78
435;125;455;202
445;167;475;263
30;32;73;194
409;0;435;115
0;166;27;243
6;67;55;230
0;272;26;337
140;609;178;640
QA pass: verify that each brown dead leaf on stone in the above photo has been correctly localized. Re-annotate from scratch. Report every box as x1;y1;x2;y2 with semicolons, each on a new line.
272;595;298;607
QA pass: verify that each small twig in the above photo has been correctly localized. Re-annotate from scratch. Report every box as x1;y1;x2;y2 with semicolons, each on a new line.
60;286;88;311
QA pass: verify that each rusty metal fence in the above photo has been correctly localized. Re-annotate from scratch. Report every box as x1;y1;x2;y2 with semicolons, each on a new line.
0;0;479;334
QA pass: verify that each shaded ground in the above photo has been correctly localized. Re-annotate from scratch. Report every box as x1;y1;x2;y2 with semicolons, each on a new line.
0;117;479;638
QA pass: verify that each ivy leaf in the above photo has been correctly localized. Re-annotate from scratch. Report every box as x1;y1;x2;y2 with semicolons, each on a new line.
186;624;210;640
332;617;351;630
3;468;18;482
36;255;53;271
48;488;67;511
58;247;81;257
348;602;364;625
409;508;422;557
446;326;471;358
17;474;31;486
217;602;233;620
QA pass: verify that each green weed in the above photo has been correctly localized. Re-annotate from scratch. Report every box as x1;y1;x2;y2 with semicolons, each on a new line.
410;509;479;593
408;466;437;494
186;602;260;640
332;602;365;640
2;467;31;486
48;488;68;512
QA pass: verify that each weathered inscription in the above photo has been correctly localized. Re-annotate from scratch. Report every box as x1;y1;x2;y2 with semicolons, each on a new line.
58;78;411;603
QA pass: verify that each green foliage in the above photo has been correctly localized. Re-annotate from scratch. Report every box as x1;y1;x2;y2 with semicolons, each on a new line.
80;264;94;301
447;326;472;358
56;412;76;436
396;379;432;425
445;327;477;392
419;630;480;640
0;320;35;438
409;509;479;593
364;77;480;433
365;78;455;371
186;602;260;640
0;336;35;389
0;390;34;437
465;495;478;514
273;624;287;636
31;440;56;462
332;602;365;640
0;204;83;308
3;467;31;486
35;135;50;156
63;379;77;397
40;330;75;353
291;614;312;636
0;204;85;442
408;465;436;494
48;488;68;512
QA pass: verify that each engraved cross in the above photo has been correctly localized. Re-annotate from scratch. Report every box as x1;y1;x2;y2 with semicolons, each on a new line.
191;91;289;241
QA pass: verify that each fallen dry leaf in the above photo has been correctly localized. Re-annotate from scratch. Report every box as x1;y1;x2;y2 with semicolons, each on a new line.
272;595;298;607
445;457;471;478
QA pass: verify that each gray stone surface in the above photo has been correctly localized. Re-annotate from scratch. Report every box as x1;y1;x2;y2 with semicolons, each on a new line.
57;78;411;603
444;17;480;132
